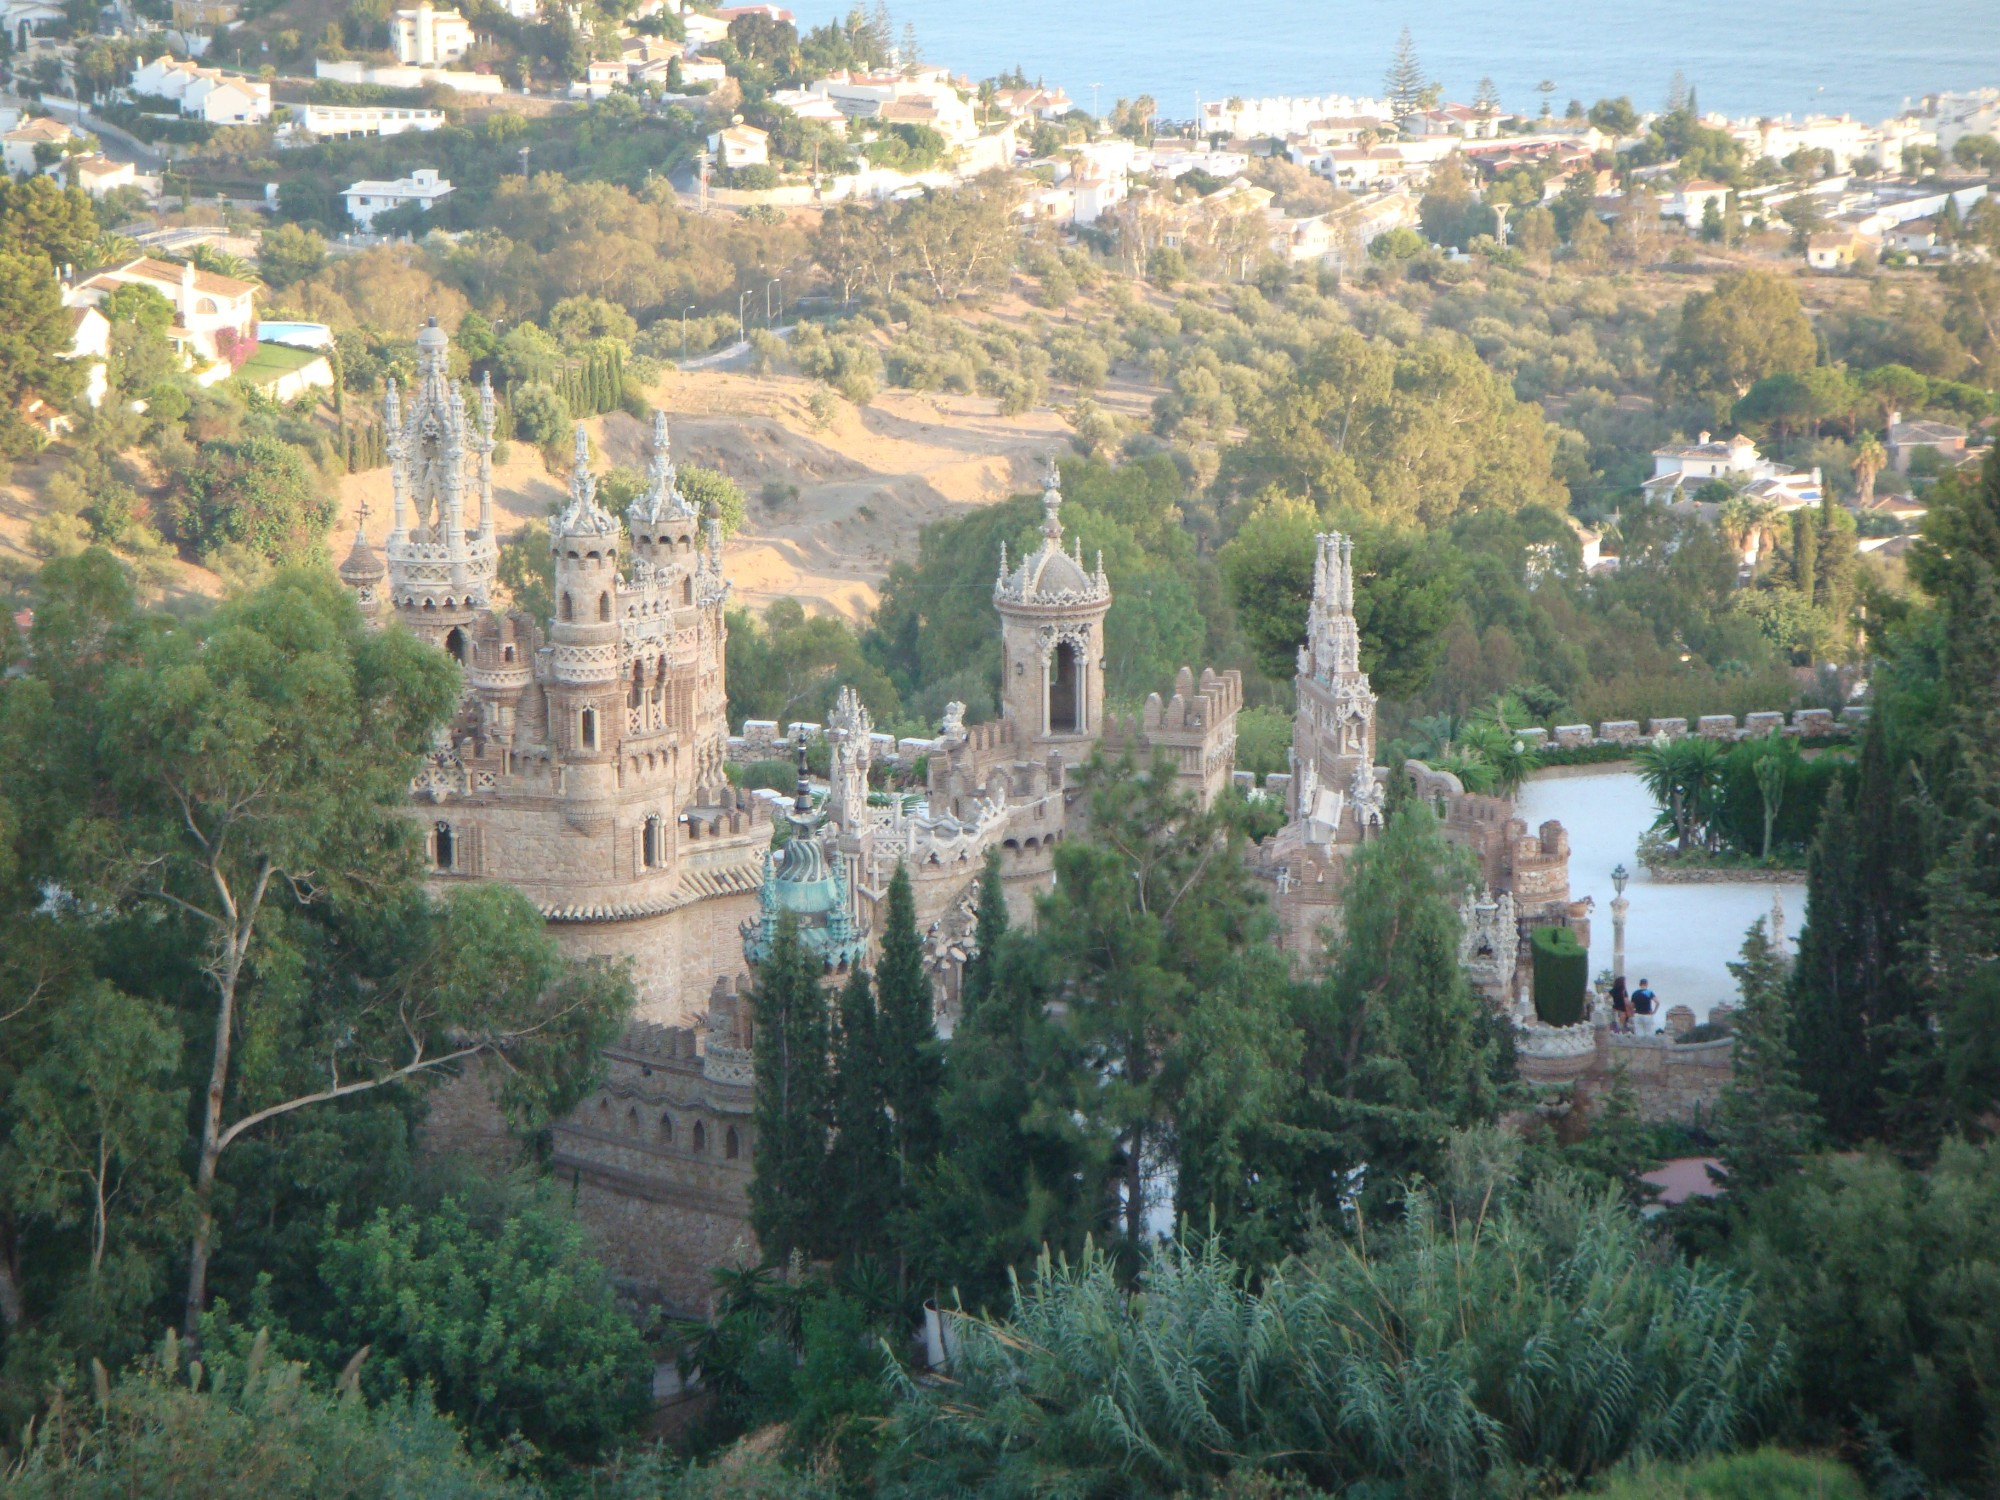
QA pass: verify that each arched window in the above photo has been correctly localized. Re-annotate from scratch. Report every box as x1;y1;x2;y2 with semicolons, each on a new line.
658;1112;674;1143
681;576;693;606
692;1121;707;1152
625;1106;640;1135
502;643;516;663
643;814;663;869
443;626;466;663
433;821;454;870
1048;640;1081;734
598;592;612;622
629;660;644;707
559;592;574;622
580;708;598;750
724;1126;739;1160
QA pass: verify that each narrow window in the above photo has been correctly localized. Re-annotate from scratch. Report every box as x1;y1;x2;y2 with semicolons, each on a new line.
598;592;612;622
629;660;644;707
433;821;454;870
659;1113;674;1143
692;1121;707;1152
724;1126;739;1160
681;576;693;605
580;708;598;750
643;814;663;869
443;626;466;663
559;592;573;622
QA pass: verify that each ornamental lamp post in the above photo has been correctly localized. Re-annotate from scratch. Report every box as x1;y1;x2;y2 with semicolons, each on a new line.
1610;862;1630;987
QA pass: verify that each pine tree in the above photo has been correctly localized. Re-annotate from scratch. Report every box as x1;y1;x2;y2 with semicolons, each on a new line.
747;911;833;1262
1384;27;1426;123
958;848;1009;1021
826;965;896;1261
1714;919;1817;1197
875;864;942;1180
1474;76;1500;113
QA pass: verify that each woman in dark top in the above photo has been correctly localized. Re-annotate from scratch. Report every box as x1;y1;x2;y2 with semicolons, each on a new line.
1610;976;1631;1033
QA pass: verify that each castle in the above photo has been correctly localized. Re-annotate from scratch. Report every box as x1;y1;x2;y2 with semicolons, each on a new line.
341;323;1578;1311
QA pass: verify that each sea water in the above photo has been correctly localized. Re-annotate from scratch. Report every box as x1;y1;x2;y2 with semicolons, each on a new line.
796;0;1997;126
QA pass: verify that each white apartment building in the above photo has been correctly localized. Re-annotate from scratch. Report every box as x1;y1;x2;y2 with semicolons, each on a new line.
289;102;446;140
391;3;474;66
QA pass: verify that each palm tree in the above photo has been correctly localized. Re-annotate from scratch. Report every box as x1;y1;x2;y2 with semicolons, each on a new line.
1635;736;1724;853
1851;434;1887;510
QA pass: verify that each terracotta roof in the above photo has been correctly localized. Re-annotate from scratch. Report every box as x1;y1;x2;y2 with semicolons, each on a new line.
4;116;72;143
85;255;258;301
1888;417;1965;444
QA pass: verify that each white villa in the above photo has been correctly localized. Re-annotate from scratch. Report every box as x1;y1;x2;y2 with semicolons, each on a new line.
343;168;454;229
66;255;259;366
1644;432;1823;510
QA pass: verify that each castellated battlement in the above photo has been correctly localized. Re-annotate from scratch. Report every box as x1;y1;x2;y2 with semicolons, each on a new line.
1101;665;1245;808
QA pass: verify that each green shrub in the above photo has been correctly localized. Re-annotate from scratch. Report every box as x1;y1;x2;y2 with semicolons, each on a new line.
1586;1447;1865;1499
1532;924;1589;1026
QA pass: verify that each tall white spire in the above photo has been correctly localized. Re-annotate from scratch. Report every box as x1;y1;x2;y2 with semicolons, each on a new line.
382;317;498;626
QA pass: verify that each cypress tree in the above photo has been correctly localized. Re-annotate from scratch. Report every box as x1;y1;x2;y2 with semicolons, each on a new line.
826;964;896;1261
1714;919;1817;1198
1791;508;1818;603
876;863;943;1180
1791;724;1925;1144
747;911;833;1262
959;848;1009;1021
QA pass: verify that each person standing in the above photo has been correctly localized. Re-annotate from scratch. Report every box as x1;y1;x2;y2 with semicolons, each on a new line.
1610;975;1631;1034
1631;978;1658;1035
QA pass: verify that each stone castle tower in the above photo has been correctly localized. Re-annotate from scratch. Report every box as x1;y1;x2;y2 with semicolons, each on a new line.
993;462;1112;752
383;317;499;653
1288;531;1385;841
342;323;770;1024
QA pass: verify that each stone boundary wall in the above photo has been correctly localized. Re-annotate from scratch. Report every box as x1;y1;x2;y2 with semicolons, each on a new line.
1646;864;1809;885
1517;1025;1734;1126
1516;705;1866;754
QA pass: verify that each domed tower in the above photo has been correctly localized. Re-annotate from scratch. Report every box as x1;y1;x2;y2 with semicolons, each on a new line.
336;500;386;624
742;733;870;976
546;425;624;823
993;460;1111;755
383;317;499;658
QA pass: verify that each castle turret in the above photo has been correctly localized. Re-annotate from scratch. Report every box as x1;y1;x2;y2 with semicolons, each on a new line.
742;732;870;974
546;425;623;822
1289;532;1383;841
337;500;385;623
625;409;700;576
383;317;499;657
993;460;1111;755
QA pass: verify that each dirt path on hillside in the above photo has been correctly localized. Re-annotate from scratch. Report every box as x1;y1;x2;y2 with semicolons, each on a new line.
333;368;1072;622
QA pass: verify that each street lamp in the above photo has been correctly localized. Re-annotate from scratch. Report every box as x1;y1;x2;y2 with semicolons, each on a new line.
766;277;780;325
738;288;753;341
1610;862;1630;987
681;303;695;357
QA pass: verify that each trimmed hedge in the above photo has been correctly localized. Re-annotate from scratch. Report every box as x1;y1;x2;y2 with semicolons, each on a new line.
1531;925;1589;1027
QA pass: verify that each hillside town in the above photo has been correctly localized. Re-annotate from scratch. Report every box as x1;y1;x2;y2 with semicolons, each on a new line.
2;0;2000;1495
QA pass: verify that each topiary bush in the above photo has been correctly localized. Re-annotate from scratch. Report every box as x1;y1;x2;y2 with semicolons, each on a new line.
1532;924;1589;1026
